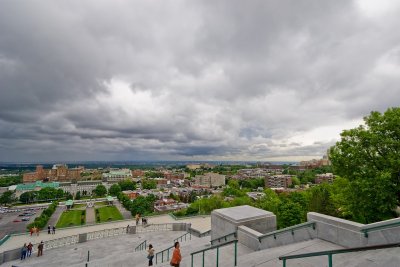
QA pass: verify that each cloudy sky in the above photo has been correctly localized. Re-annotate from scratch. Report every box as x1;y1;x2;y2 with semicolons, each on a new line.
1;0;400;162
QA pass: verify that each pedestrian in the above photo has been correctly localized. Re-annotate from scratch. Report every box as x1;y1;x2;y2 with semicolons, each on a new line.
126;224;130;234
33;226;39;236
135;213;140;226
170;241;181;267
37;241;44;257
20;243;27;260
47;225;51;234
27;242;33;257
29;228;33;236
147;244;155;266
52;226;56;234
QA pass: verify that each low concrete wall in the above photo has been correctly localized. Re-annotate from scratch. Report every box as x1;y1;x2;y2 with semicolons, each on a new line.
172;223;190;231
237;226;262;251
0;247;21;264
238;223;317;251
260;225;316;250
307;213;400;248
308;212;364;247
360;218;400;246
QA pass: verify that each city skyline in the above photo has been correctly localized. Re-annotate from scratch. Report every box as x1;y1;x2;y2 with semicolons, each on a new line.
1;0;400;162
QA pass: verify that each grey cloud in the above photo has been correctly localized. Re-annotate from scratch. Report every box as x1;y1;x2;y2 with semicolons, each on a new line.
1;0;400;162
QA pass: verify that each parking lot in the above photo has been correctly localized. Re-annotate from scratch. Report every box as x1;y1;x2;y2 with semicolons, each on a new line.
0;207;42;239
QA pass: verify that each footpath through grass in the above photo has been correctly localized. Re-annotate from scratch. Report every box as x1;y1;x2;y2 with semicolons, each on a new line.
95;206;123;223
56;210;86;228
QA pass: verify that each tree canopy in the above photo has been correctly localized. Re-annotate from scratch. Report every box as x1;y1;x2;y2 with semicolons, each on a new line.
330;107;400;223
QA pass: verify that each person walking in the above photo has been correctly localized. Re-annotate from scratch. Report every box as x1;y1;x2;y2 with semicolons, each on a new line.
20;243;27;260
47;225;51;234
170;241;181;267
147;244;155;266
126;224;130;234
37;241;44;257
27;242;33;257
29;228;33;236
52;226;56;234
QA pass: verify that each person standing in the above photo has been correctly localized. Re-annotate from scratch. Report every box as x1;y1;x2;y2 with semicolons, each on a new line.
37;241;44;257
20;243;27;260
52;226;56;234
27;242;33;257
135;214;140;226
47;225;51;234
147;244;155;266
170;241;181;267
126;224;130;234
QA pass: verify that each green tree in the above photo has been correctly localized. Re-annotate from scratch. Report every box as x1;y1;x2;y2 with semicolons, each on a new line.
330;107;400;223
307;183;336;216
0;191;15;205
93;184;107;197
109;184;122;196
141;179;157;190
19;191;37;203
118;180;136;191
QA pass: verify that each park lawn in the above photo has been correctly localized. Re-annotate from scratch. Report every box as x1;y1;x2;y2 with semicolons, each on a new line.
56;210;85;228
94;201;108;207
96;206;123;223
71;203;86;209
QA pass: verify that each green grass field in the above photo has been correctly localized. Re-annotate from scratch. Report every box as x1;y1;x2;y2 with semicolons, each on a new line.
94;201;108;207
71;203;86;209
56;210;86;228
95;206;123;223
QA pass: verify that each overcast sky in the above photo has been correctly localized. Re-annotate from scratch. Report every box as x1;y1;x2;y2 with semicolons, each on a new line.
1;0;400;162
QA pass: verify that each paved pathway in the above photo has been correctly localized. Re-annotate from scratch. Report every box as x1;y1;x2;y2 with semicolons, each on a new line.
0;214;211;252
114;201;131;219
47;206;64;228
85;207;96;225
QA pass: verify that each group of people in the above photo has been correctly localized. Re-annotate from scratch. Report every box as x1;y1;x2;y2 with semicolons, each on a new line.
146;241;181;267
29;225;56;236
135;213;148;226
21;241;44;260
47;225;56;234
29;226;39;236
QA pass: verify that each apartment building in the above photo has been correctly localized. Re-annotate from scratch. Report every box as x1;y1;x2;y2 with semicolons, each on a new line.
265;175;292;189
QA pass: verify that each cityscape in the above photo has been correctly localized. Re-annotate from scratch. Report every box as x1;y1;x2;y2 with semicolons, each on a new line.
1;0;400;266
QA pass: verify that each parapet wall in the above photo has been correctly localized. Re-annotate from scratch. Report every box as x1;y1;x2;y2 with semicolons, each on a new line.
308;212;400;247
236;211;400;251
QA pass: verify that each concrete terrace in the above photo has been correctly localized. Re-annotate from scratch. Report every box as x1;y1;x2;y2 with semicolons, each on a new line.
0;214;211;252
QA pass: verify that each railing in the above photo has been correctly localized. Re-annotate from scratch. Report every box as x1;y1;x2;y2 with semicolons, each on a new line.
136;223;174;233
155;244;174;264
191;239;238;267
135;240;147;252
44;235;79;250
174;232;191;243
87;227;126;240
156;231;192;264
279;242;400;267
361;221;400;238
210;232;237;246
258;222;316;242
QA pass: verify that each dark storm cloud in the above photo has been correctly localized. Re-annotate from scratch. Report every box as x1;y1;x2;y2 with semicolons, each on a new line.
1;0;400;162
